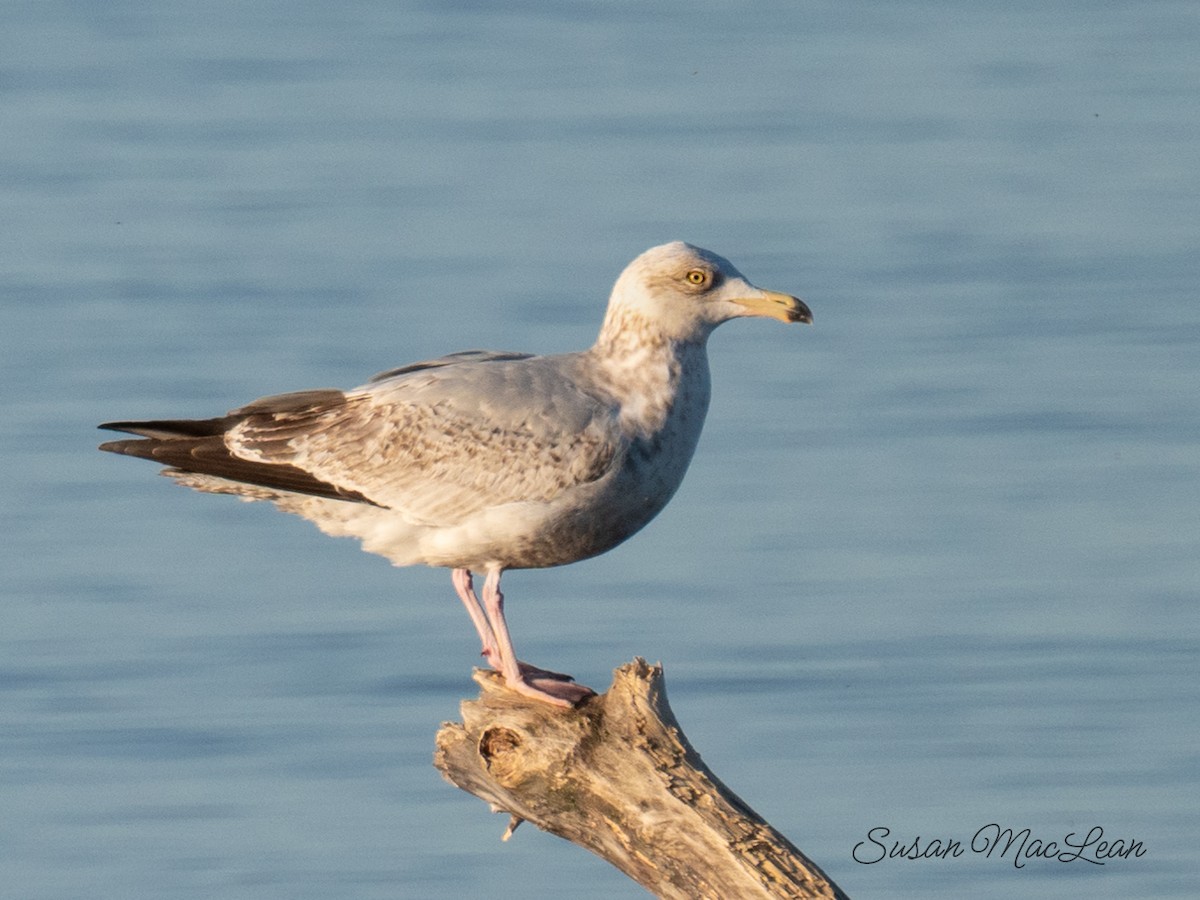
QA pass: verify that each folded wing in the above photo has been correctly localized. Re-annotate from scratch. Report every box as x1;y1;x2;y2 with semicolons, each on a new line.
100;352;625;527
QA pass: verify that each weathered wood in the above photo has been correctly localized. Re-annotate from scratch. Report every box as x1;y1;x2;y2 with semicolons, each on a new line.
434;658;849;899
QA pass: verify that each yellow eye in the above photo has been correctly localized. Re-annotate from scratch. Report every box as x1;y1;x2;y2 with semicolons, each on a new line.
685;269;709;286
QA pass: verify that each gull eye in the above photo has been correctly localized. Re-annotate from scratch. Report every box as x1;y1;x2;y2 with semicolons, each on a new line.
685;269;710;287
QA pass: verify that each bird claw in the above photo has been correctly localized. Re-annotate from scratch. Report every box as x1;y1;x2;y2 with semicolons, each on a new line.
506;677;596;707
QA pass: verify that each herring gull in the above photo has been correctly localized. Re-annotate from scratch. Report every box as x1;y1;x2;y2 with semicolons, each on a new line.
99;241;811;706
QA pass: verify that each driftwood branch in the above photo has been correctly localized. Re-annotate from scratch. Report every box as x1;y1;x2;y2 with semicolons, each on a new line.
434;658;849;899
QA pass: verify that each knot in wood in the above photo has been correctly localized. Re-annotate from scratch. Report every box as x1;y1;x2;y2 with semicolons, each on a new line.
478;726;526;786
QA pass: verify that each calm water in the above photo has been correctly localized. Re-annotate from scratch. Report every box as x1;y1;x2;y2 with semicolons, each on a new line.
3;1;1198;897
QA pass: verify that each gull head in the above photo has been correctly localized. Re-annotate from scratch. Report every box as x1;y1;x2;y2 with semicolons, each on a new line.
604;241;811;343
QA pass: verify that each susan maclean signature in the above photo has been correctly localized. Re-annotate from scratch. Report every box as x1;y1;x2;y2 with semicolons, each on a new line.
853;825;1146;869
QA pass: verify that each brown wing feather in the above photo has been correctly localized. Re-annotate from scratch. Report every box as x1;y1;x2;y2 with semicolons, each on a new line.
98;390;382;506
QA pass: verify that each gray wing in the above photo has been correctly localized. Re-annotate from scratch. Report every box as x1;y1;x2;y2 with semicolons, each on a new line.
224;352;625;525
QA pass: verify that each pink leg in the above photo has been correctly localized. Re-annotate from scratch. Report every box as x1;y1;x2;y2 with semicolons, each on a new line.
475;566;595;707
451;567;499;662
